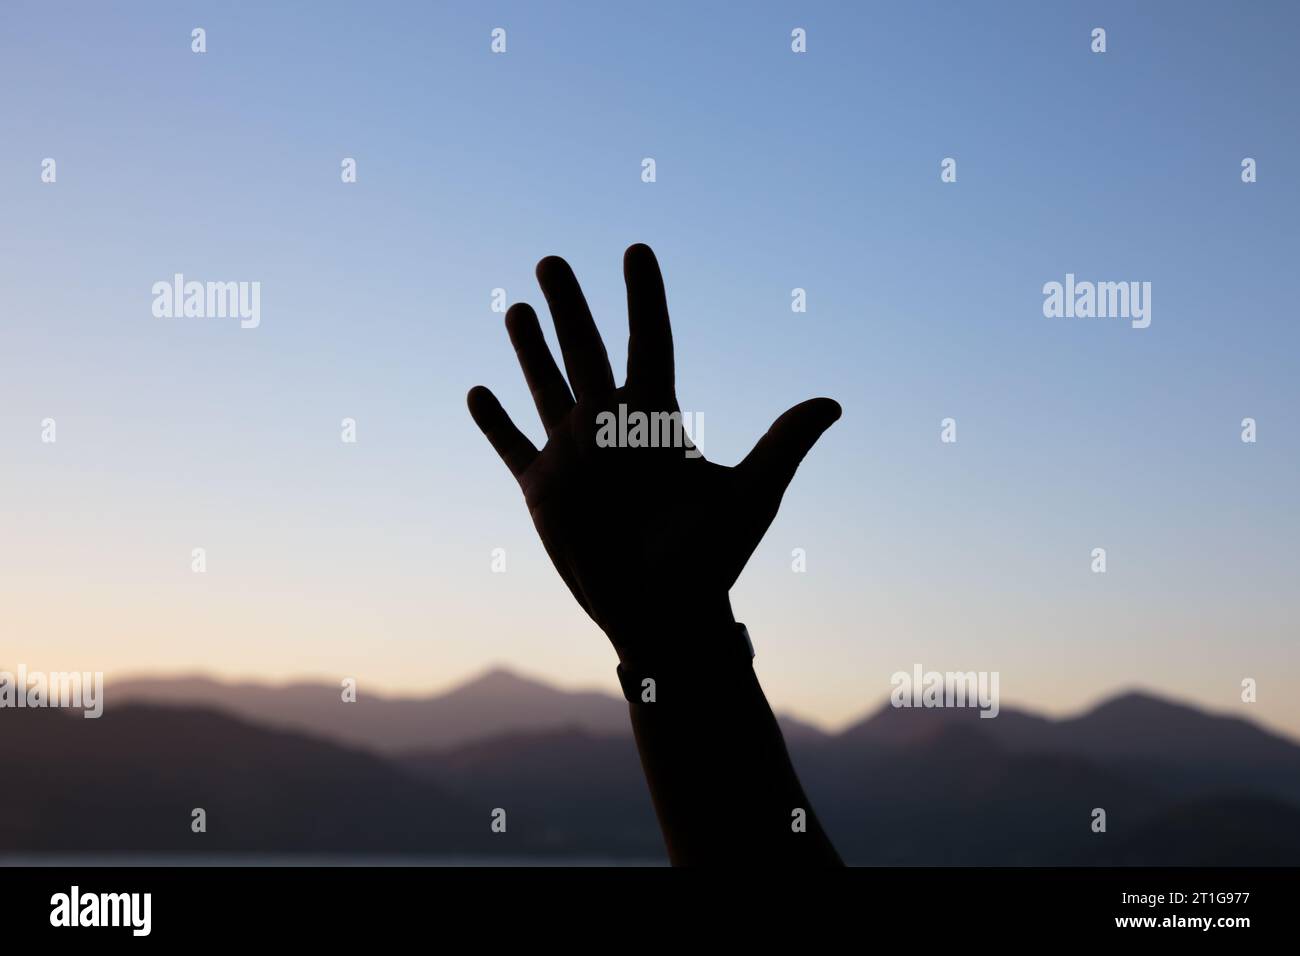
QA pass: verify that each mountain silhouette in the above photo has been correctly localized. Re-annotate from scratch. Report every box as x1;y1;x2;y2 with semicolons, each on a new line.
8;678;1299;863
111;667;826;753
839;689;1300;805
1092;794;1300;866
111;667;628;754
403;727;662;859
0;704;503;856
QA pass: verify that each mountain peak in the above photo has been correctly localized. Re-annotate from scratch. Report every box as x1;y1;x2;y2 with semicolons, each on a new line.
471;664;526;684
452;666;549;696
1079;688;1244;730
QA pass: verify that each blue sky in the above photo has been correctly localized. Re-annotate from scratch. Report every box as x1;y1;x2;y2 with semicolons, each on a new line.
1;1;1297;734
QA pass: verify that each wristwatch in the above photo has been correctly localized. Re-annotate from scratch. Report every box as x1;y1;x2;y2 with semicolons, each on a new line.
615;622;755;703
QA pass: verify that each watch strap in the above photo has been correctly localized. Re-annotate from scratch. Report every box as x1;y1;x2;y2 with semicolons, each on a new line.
616;622;754;703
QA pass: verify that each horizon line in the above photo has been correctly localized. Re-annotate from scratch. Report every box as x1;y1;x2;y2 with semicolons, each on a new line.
72;664;1296;744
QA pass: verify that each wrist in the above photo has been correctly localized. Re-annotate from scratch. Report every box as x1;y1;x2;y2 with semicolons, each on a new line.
614;619;756;704
606;594;738;664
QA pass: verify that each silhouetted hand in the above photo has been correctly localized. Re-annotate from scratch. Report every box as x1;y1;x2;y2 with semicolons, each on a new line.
468;244;845;864
468;244;840;662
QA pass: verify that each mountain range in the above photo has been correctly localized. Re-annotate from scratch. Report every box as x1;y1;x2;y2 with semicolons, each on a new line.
111;668;829;752
5;669;1298;864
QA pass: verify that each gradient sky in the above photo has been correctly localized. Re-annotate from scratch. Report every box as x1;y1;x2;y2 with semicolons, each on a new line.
2;1;1297;735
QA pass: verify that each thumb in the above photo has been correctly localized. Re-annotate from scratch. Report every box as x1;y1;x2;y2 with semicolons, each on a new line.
739;397;842;499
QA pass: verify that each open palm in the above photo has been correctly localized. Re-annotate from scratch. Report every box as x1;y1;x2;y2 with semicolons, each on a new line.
468;243;840;660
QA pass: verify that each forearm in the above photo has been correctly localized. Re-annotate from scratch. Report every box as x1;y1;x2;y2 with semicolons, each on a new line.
616;620;842;866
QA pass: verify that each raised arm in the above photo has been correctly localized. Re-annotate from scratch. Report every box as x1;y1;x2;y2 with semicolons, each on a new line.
467;243;842;865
